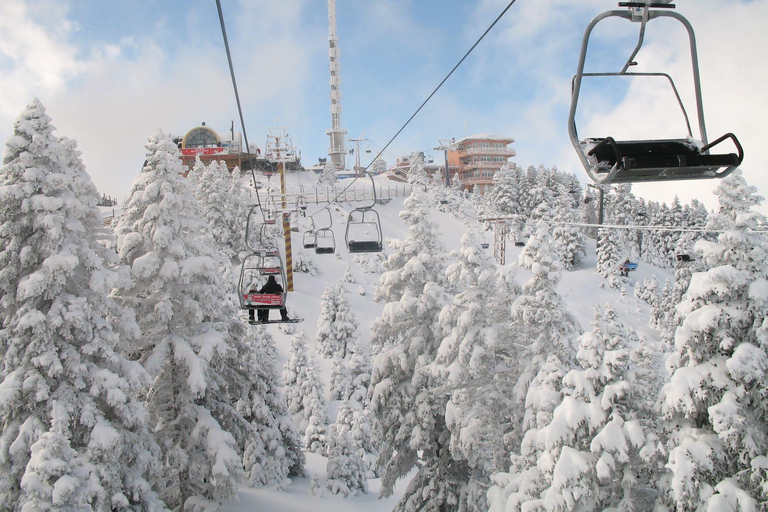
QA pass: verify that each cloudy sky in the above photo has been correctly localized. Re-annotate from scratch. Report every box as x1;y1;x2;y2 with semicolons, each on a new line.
1;0;766;212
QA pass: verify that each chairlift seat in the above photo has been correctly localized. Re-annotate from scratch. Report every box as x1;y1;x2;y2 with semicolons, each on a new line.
585;134;742;183
347;241;383;253
315;246;335;255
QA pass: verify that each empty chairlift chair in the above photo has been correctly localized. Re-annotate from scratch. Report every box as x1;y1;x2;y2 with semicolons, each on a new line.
302;217;317;249
314;209;336;255
568;2;743;185
345;172;383;254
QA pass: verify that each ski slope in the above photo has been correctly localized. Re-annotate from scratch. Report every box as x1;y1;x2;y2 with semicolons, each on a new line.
222;170;667;511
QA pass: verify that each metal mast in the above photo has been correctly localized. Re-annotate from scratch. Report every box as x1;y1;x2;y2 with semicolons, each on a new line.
327;0;347;171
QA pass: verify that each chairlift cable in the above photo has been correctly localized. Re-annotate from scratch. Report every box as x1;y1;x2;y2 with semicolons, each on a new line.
215;0;263;214
307;0;518;219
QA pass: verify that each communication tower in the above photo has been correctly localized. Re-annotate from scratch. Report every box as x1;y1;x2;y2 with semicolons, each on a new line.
326;0;347;171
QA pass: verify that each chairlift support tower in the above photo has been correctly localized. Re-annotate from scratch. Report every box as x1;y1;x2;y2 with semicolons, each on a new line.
349;136;369;176
435;138;455;187
327;0;347;171
265;127;298;291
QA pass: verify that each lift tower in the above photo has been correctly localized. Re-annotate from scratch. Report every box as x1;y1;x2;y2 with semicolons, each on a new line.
326;0;347;171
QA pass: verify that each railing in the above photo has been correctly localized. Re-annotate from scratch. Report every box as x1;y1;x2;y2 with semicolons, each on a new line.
456;147;516;157
267;184;413;206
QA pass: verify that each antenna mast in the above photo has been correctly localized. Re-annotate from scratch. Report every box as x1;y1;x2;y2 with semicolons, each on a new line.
327;0;347;171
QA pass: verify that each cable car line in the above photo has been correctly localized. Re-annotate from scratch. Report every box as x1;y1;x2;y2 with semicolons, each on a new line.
215;0;263;213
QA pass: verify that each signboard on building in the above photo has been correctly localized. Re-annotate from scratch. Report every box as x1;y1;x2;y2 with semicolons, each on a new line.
180;147;227;156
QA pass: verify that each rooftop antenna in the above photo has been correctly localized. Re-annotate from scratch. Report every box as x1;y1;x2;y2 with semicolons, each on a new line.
327;0;347;171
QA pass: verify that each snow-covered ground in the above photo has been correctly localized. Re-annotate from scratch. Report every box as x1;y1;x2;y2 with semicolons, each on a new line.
223;170;667;511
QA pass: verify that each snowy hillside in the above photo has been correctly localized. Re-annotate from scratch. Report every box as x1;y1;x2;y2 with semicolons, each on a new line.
3;103;766;512
221;169;671;511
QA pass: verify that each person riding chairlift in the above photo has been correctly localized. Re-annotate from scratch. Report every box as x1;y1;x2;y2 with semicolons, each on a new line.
249;275;289;323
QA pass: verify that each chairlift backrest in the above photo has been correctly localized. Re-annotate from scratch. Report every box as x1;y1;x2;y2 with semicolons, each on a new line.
568;3;743;185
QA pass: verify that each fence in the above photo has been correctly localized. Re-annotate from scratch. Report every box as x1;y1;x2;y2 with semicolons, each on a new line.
266;184;413;206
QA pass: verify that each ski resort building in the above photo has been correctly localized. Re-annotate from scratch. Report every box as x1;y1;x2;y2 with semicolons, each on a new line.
449;134;515;193
388;135;515;192
173;123;271;174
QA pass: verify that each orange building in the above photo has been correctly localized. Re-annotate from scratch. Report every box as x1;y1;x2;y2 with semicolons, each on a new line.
449;134;515;193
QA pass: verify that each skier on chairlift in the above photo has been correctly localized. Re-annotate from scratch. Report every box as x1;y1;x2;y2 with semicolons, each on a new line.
254;275;290;323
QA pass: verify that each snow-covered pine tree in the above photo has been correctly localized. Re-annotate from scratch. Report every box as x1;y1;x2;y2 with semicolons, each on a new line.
511;221;580;410
325;399;369;497
429;227;518;511
319;160;337;185
242;328;305;486
658;169;768;510
19;402;101;510
487;355;567;512
489;305;661;511
113;129;300;507
194;159;240;259
406;151;427;185
315;281;357;360
330;357;352;401
596;226;623;288
551;193;585;270
302;368;329;454
281;333;329;454
485;164;520;217
293;246;319;275
369;187;457;511
0;99;165;511
347;333;372;406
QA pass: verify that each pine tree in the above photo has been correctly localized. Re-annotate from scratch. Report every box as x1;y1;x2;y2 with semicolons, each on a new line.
319;160;337;185
429;227;518;511
596;226;623;288
0;99;165;511
281;332;329;453
369;188;458;511
486;164;520;217
551;193;585;270
658;169;768;510
489;306;662;511
194;159;241;259
511;222;580;408
326;399;369;497
243;329;304;485
316;282;358;360
113;129;303;507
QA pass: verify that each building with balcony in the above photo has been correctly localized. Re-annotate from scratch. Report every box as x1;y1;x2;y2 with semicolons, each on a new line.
448;134;515;193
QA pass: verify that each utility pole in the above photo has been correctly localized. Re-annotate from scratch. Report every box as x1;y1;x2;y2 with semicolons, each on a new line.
587;183;604;225
265;127;298;291
349;136;368;176
434;138;455;187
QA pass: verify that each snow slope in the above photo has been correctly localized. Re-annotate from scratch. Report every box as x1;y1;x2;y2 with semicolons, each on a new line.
224;170;666;511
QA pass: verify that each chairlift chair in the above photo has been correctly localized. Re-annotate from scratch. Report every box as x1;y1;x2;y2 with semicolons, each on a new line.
314;209;336;254
237;250;288;317
345;172;383;253
295;189;308;216
568;2;743;185
302;217;317;249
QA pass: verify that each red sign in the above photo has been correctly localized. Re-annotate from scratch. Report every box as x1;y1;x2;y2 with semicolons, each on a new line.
243;294;284;306
181;147;227;156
